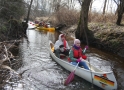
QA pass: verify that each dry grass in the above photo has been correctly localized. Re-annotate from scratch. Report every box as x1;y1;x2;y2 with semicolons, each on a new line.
88;12;118;23
47;8;80;26
48;8;124;26
56;8;80;25
35;8;124;29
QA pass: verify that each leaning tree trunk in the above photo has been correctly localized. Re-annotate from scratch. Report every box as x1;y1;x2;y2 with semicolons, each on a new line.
75;0;91;43
26;0;33;23
116;0;124;25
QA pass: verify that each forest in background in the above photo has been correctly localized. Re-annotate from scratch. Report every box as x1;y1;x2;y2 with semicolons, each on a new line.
25;0;124;57
0;0;124;33
24;0;124;25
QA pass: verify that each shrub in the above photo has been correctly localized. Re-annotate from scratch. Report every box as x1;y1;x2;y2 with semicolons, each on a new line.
55;8;80;25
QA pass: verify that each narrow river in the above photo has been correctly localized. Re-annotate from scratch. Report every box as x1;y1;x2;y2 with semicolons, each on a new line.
16;25;124;90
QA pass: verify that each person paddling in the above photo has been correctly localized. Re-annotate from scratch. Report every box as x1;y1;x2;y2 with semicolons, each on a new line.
68;39;89;70
54;34;70;58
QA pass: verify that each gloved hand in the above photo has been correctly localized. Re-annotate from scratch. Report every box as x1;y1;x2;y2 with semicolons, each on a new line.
76;59;81;62
82;55;87;60
85;45;89;49
83;45;89;54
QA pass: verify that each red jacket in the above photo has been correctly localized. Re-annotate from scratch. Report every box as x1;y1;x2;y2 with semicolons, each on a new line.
68;47;87;62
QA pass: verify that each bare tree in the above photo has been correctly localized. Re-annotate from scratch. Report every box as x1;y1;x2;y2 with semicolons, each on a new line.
103;0;107;14
89;0;94;13
114;0;124;25
75;0;92;44
26;0;33;23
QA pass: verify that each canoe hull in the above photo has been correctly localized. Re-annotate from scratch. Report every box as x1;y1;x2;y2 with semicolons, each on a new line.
48;41;117;90
37;26;55;32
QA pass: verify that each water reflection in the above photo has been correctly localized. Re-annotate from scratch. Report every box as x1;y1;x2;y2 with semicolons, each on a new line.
87;47;124;90
18;30;66;90
47;31;55;43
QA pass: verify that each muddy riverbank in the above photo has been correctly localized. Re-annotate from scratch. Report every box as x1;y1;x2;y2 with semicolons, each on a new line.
60;23;124;58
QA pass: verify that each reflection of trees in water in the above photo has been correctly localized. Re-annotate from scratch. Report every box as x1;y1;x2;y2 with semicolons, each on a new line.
47;32;56;43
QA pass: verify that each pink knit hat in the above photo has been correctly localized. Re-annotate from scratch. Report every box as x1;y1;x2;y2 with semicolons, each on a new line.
74;39;80;44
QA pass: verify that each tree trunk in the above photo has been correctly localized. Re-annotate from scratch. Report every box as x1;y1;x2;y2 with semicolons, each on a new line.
75;0;91;44
116;0;124;25
103;0;107;14
89;0;93;13
26;0;33;23
116;13;123;25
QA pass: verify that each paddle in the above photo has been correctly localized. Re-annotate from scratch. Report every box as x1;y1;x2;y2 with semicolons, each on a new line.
64;62;79;86
64;46;88;85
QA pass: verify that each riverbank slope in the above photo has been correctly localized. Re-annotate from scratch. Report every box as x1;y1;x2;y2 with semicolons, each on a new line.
60;22;124;58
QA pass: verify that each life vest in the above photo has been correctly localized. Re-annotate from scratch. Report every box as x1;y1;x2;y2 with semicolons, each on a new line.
72;48;82;59
63;40;66;51
68;47;87;62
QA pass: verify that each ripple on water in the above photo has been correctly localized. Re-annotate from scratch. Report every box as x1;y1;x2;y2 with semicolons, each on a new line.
12;30;123;90
87;54;112;72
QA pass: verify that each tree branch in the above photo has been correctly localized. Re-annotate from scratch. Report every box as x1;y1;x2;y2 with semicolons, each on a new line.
113;0;119;6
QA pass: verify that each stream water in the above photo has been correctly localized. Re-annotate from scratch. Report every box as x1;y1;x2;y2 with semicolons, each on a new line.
3;23;124;90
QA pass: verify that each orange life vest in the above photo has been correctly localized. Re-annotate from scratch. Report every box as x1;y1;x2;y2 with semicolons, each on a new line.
72;48;82;59
68;47;82;62
68;47;87;62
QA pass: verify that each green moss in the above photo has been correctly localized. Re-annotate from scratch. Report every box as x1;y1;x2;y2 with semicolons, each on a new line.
109;39;120;48
0;25;7;32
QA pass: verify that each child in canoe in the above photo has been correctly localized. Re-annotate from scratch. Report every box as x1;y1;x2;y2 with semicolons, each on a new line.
54;34;70;58
68;39;89;70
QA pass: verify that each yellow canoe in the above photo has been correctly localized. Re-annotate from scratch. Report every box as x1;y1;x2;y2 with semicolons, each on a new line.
37;26;55;32
35;24;39;27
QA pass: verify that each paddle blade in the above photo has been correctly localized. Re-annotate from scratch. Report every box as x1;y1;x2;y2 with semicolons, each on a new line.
64;71;75;86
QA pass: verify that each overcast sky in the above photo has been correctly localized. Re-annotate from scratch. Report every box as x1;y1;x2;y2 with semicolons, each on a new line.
92;0;117;13
75;0;117;13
